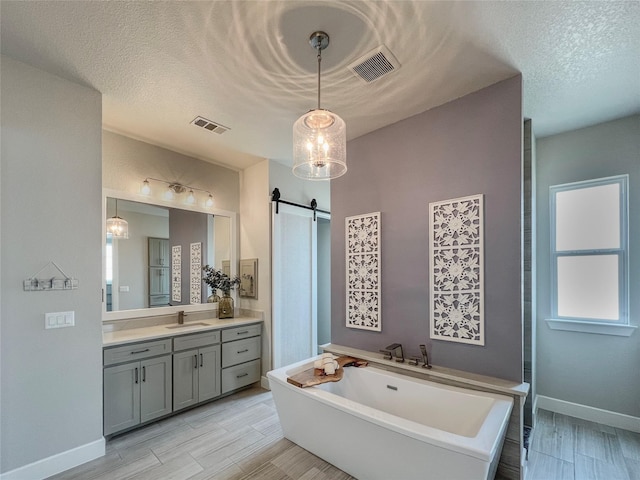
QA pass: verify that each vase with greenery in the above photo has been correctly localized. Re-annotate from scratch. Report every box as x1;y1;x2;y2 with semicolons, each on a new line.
202;265;240;318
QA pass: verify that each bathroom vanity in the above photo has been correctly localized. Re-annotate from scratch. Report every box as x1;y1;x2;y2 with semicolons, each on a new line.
102;317;262;436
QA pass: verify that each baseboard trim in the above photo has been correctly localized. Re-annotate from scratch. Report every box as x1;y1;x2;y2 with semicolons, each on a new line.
536;395;640;433
0;437;105;480
261;375;270;390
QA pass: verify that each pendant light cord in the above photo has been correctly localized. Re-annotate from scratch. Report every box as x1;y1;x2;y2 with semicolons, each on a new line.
317;45;322;110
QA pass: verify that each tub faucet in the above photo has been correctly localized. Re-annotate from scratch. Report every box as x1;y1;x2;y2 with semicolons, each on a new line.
178;310;187;324
379;349;393;361
385;343;404;363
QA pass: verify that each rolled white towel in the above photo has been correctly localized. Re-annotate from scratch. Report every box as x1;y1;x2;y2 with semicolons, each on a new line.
324;362;336;375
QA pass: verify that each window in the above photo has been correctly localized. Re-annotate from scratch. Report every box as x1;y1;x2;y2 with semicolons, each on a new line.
548;175;634;336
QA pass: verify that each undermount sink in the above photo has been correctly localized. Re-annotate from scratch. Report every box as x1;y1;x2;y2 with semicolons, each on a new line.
166;322;211;329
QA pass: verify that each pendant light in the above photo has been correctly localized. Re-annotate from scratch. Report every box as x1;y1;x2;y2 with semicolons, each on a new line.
106;198;129;239
292;31;347;180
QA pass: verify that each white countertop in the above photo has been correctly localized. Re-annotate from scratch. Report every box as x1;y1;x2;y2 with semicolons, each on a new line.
103;316;262;347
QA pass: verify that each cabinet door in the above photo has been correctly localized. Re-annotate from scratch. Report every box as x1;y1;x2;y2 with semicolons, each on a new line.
198;344;221;403
173;349;199;411
149;267;169;295
104;363;140;435
149;238;169;267
140;355;172;423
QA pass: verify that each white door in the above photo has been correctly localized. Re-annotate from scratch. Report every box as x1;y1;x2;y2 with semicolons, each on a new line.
272;203;322;369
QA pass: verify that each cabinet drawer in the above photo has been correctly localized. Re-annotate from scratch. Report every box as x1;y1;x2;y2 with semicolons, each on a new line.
222;336;261;368
221;359;260;394
149;294;170;306
173;330;220;351
221;323;261;342
104;339;172;366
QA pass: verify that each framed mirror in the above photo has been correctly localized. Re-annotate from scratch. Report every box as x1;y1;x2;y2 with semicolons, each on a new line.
103;189;237;321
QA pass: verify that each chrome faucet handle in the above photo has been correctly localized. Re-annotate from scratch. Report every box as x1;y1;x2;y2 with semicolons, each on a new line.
379;349;393;361
408;356;421;366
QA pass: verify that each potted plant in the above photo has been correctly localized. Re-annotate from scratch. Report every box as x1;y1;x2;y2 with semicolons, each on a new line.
202;265;240;318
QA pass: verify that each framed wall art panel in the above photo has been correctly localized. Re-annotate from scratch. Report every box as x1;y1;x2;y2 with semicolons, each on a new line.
346;212;381;331
429;194;484;345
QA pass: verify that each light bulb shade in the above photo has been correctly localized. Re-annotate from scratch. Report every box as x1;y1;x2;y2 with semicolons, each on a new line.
140;180;151;195
186;190;196;204
205;194;214;207
106;216;129;239
292;109;347;180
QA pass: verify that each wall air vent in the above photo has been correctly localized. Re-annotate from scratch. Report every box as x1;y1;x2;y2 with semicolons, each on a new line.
190;116;230;134
348;45;400;84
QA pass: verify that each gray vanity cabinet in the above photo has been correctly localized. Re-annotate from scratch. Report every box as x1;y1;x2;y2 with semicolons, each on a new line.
221;323;261;394
173;331;221;411
103;339;173;436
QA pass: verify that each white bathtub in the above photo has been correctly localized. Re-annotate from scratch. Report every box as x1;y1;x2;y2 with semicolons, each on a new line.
267;357;513;480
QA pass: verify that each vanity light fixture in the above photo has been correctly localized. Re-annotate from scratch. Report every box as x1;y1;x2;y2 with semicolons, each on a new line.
292;31;347;181
140;178;214;207
106;198;129;239
140;179;151;195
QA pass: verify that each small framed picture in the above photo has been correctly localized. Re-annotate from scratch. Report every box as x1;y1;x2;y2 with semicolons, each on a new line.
239;258;258;298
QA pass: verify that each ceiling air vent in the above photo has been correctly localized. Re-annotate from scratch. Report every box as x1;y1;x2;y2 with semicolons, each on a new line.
190;116;230;134
348;45;400;84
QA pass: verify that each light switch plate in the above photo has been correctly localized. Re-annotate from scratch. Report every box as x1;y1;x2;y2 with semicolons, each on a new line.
45;311;75;329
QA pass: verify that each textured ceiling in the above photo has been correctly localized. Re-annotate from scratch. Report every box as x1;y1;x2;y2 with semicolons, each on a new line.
1;1;638;171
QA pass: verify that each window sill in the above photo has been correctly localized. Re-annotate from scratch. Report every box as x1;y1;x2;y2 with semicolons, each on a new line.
546;318;637;337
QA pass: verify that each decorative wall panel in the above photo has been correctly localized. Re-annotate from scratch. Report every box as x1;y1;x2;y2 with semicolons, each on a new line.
190;242;202;304
429;195;484;345
346;212;381;331
172;245;181;303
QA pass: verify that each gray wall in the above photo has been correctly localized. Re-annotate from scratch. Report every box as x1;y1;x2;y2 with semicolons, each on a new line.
110;208;168;310
331;76;523;382
103;130;240;213
1;56;104;472
536;115;640;417
169;208;209;304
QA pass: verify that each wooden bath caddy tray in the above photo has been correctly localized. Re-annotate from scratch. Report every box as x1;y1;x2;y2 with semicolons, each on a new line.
287;356;367;388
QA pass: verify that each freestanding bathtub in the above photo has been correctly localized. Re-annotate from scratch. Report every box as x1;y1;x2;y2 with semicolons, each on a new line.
267;357;513;480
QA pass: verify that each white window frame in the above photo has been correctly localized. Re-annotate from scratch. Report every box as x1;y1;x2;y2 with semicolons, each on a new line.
547;175;635;336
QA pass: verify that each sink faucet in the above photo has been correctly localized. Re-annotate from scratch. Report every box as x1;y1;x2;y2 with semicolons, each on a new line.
385;343;404;363
178;310;187;325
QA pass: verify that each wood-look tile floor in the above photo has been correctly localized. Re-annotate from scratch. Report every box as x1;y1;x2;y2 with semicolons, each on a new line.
48;388;640;480
48;387;355;480
527;409;640;480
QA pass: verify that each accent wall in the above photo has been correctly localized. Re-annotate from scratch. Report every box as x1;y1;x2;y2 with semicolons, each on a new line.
331;75;523;382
